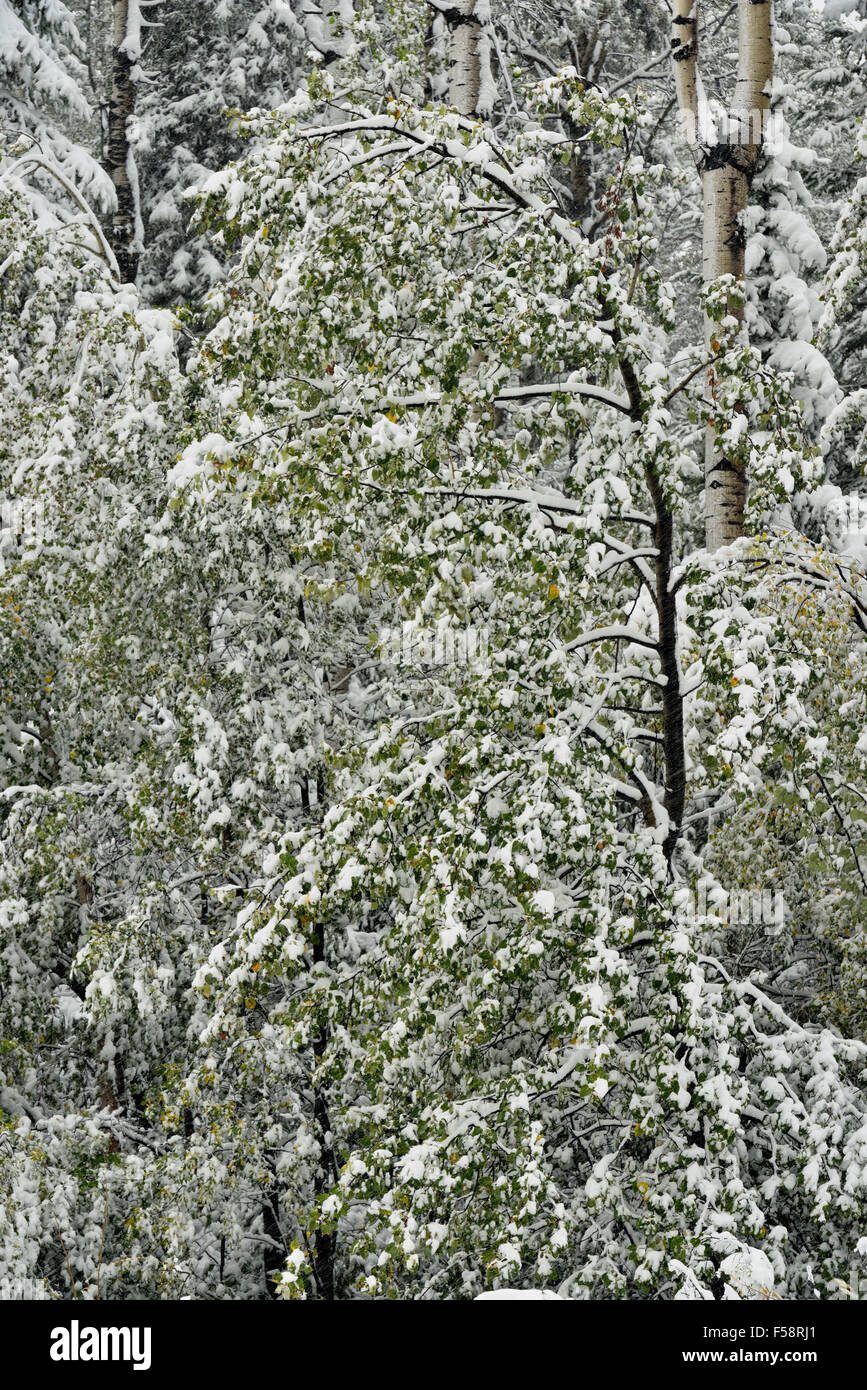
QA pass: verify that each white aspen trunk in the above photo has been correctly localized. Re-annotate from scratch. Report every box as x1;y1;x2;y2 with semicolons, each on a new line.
702;160;749;550
445;0;494;117
671;0;700;140
444;1;494;398
105;0;140;284
731;0;774;157
670;0;773;552
447;0;482;115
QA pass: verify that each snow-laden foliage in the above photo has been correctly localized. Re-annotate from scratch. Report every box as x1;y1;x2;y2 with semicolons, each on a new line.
0;0;112;213
151;57;867;1299
0;170;188;1293
816;118;867;492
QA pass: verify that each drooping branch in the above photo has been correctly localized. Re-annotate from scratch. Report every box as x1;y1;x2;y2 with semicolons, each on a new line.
564;625;660;655
269;378;633;417
0;154;120;280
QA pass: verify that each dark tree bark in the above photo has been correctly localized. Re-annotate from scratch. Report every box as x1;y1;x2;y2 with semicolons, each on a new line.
262;1188;285;1297
310;922;337;1300
105;0;139;283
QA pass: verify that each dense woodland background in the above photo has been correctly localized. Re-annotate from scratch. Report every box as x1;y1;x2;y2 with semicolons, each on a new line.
1;0;867;1300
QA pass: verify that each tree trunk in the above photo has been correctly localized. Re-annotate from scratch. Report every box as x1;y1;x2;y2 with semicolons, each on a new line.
105;0;140;284
615;338;687;866
447;0;481;114
443;2;492;403
671;0;773;551
262;1188;284;1298
702;153;750;551
445;0;493;117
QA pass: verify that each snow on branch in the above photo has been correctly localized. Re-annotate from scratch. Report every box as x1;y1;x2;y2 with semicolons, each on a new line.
564;624;659;654
294;115;590;255
1;153;121;281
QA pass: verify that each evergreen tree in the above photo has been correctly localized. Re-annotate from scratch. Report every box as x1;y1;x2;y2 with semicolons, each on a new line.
133;0;307;302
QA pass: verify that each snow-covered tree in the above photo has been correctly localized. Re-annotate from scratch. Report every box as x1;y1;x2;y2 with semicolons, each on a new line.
157;26;867;1298
0;0;112;213
131;0;307;302
817;116;867;491
103;0;141;281
0;160;192;1293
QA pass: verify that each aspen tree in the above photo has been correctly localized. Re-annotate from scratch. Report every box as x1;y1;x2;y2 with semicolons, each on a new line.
445;0;493;115
671;0;773;550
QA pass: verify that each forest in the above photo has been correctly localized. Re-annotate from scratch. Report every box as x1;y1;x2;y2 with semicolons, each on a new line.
0;0;866;1302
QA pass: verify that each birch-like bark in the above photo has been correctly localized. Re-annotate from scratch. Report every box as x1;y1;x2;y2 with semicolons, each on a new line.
447;0;481;113
671;0;773;552
445;0;493;116
731;0;774;157
443;0;494;404
670;0;700;136
105;0;140;284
